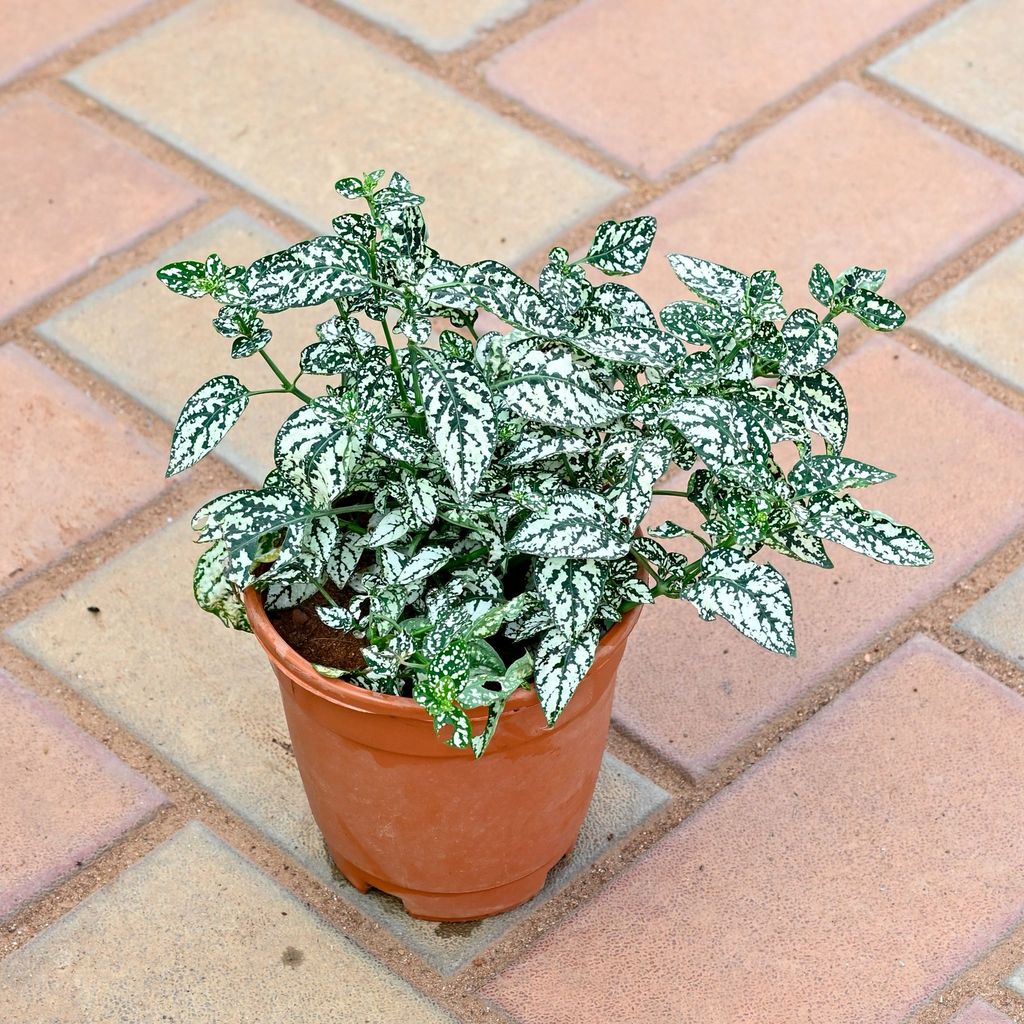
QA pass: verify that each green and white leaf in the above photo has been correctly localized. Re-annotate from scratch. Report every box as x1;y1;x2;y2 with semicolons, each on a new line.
414;347;496;503
779;308;839;376
245;236;371;312
794;494;933;566
498;351;625;429
788;454;895;498
510;490;630;559
584;215;657;275
533;626;601;726
534;557;607;640
808;264;834;307
166;375;249;476
599;433;672;525
666;253;746;311
570;325;685;369
682;549;795;656
193;541;250;631
841;289;905;332
776;370;848;452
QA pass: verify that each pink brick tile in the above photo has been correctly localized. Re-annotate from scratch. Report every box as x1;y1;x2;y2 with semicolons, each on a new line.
951;1000;1015;1024
486;0;933;178
0;345;165;586
0;0;153;86
486;638;1024;1024
615;338;1024;776
0;94;200;321
638;83;1024;308
0;669;165;919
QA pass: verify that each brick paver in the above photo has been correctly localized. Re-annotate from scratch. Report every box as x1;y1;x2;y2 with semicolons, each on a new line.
637;83;1024;309
873;0;1024;157
0;822;454;1023
913;233;1024;392
0;670;164;921
486;0;933;178
486;638;1024;1024
39;211;323;483
0;94;200;322
957;567;1024;669
334;0;530;52
615;338;1024;775
7;515;669;970
1007;963;1024;999
952;1000;1016;1024
68;0;621;266
0;0;152;85
0;345;165;587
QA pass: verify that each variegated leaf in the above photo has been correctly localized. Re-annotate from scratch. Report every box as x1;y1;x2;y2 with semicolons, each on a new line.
317;603;365;633
193;541;250;631
667;253;746;311
585;215;657;276
837;266;887;292
245;236;371;312
533;626;601;726
587;283;659;331
498;351;625;429
842;289;905;332
167;375;249;476
776;370;848;453
663;396;774;488
570;325;685;369
599;433;672;525
300;316;376;375
363;506;417;548
779;308;839;376
534;557;607;640
500;426;593;467
766;524;833;569
788;454;895;498
157;260;208;298
414;347;496;503
745;270;786;320
403;477;438;525
462;261;560;336
682;549;795;655
808;264;834;307
795;494;933;566
539;260;590;315
659;300;735;345
510;490;630;559
379;545;449;586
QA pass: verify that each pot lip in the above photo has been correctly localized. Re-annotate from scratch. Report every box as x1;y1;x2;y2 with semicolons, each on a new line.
242;581;646;719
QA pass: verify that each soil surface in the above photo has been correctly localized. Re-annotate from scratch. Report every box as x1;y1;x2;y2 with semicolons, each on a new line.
268;589;367;674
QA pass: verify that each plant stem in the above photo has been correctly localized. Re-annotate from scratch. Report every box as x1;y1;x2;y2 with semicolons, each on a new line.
449;545;489;570
313;580;338;607
259;349;311;403
247;388;289;397
652;488;689;498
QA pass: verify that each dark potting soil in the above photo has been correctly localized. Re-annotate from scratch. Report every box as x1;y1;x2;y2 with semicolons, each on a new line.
268;587;367;674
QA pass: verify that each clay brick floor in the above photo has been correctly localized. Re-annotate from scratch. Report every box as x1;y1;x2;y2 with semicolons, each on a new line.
2;1;1024;1021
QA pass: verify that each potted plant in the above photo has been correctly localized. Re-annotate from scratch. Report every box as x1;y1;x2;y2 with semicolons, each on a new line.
158;171;932;920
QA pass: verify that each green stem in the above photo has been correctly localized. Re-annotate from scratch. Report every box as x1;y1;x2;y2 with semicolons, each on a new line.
259;349;311;403
246;388;289;397
652;488;689;498
313;580;338;608
449;545;489;570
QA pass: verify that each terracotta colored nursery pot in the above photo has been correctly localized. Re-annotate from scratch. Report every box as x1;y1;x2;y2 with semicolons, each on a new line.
243;587;644;921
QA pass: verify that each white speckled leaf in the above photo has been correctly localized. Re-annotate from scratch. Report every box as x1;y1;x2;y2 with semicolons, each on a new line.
788;454;894;498
510;490;630;559
167;375;249;476
534;625;601;726
534;557;607;640
795;493;933;566
379;545;450;586
599;433;672;525
193;541;250;631
587;283;659;331
245;236;371;312
667;253;746;311
462;260;560;336
745;270;786;320
777;370;848;453
500;426;593;468
498;351;625;428
571;324;686;369
663;396;774;488
842;289;905;332
414;348;496;503
363;506;417;548
683;549;795;655
585;215;657;275
808;263;834;307
779;308;840;376
659;300;735;346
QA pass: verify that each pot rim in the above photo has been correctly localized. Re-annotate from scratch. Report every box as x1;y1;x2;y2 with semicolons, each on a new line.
243;583;646;720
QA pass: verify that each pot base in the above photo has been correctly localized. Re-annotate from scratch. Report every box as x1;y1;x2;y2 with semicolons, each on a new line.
329;844;575;922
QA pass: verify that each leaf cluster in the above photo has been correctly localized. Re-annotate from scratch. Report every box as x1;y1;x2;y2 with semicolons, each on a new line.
161;170;932;755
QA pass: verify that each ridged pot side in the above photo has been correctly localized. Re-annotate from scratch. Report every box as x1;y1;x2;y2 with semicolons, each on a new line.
243;588;644;921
